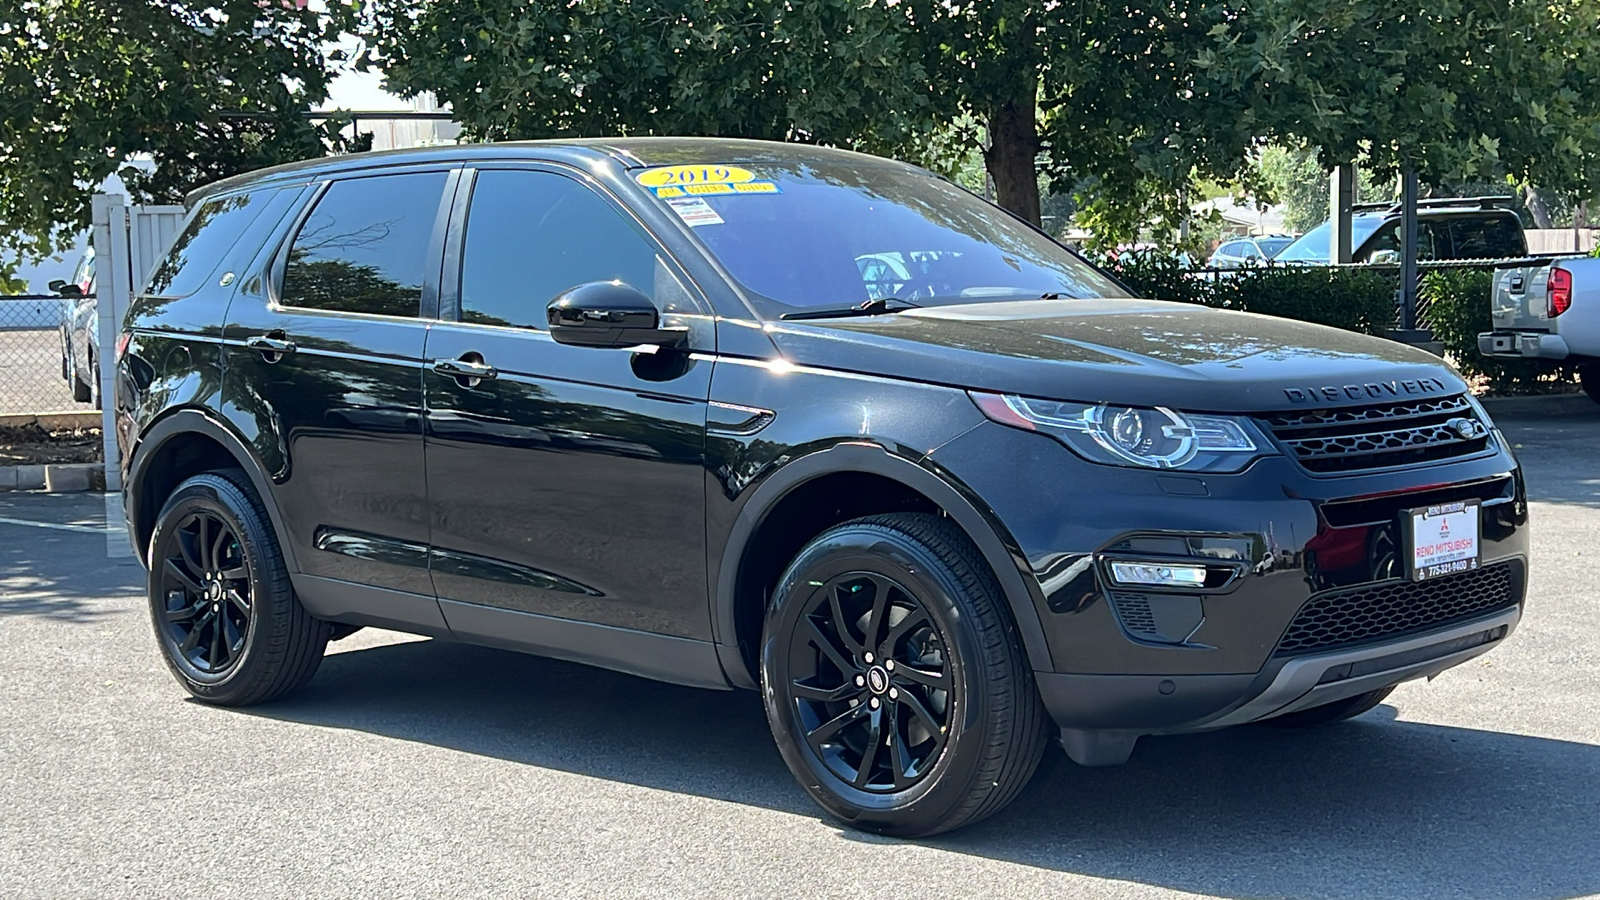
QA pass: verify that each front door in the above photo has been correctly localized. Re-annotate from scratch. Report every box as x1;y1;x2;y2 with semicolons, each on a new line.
423;167;714;638
223;169;454;598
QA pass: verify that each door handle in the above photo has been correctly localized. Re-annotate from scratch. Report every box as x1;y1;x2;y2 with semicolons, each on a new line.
245;334;295;361
433;356;497;384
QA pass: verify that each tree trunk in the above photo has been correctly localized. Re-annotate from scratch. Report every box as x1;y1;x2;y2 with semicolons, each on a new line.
984;100;1041;226
1523;185;1553;228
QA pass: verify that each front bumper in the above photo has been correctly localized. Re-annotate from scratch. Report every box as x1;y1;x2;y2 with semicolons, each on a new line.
1478;330;1570;360
926;419;1530;761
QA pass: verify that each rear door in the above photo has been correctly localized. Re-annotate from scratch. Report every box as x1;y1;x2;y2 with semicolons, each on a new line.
422;166;715;639
223;167;457;601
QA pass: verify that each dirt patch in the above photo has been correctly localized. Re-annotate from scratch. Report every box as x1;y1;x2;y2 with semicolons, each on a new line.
0;422;103;466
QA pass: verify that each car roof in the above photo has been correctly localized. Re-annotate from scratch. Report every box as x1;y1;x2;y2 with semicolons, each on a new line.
188;137;911;206
1352;207;1520;224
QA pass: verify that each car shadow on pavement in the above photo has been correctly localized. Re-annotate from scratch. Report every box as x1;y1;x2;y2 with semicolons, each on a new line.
248;636;1600;900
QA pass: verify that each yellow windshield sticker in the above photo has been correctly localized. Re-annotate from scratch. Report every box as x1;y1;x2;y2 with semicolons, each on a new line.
637;165;756;188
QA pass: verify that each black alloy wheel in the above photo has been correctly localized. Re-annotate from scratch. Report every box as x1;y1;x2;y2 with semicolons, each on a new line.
147;471;329;705
787;572;952;793
762;513;1049;837
157;510;252;675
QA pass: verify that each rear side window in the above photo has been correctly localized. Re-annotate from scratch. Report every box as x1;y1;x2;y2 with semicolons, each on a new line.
457;170;681;330
1450;217;1525;259
146;191;269;297
279;172;448;317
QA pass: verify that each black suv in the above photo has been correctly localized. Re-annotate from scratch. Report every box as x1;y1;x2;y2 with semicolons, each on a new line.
1276;197;1528;264
118;139;1529;836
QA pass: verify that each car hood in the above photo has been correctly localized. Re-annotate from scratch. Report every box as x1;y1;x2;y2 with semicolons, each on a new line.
763;298;1466;413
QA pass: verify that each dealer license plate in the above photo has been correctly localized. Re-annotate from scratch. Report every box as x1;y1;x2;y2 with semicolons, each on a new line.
1405;499;1481;582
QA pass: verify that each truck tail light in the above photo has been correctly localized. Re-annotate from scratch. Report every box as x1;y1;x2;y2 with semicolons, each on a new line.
1548;266;1573;317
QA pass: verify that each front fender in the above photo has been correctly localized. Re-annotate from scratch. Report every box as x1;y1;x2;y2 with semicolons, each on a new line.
712;441;1053;686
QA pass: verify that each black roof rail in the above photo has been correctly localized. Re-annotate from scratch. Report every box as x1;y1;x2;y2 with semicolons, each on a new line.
1349;195;1516;215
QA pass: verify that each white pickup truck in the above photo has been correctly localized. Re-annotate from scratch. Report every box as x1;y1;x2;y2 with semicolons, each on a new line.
1478;256;1600;403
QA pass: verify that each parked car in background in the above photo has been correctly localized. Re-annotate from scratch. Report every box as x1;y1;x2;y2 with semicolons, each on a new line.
1276;198;1528;265
52;246;98;407
1479;256;1600;403
119;138;1528;837
1206;235;1295;269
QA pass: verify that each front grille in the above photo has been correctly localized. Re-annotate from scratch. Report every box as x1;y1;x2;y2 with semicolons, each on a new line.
1275;562;1520;656
1260;394;1492;474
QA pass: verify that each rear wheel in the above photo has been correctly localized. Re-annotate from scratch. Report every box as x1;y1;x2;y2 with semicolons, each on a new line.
1579;362;1600;405
1263;686;1394;728
761;513;1048;837
147;470;328;706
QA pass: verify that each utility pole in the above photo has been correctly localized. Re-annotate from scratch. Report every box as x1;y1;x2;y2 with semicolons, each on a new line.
1329;164;1355;264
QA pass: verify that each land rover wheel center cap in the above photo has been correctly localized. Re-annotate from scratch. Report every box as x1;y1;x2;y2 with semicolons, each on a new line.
866;666;890;695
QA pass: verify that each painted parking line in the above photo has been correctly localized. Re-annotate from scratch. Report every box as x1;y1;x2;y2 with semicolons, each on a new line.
103;492;135;559
0;515;115;534
0;495;137;559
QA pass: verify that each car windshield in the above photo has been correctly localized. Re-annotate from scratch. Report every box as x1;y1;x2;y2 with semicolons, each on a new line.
1257;237;1293;258
636;158;1128;316
1275;217;1386;263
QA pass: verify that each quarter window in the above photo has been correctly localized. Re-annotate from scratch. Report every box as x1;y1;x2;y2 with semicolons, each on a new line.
279;172;448;317
146;190;272;297
458;170;689;330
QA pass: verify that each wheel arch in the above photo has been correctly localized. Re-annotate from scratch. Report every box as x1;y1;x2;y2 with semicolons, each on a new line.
125;408;296;572
714;441;1051;689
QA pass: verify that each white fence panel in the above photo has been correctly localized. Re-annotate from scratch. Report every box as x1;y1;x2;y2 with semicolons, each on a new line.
92;195;188;492
1526;228;1599;255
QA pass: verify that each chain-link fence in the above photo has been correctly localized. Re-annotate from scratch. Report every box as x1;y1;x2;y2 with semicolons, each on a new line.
0;294;95;415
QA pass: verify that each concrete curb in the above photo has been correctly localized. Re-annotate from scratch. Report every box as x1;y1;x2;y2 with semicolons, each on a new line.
1480;392;1598;418
0;411;101;431
0;463;104;493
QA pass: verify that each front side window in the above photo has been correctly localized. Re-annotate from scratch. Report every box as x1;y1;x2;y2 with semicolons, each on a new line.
457;170;688;330
146;190;271;297
1276;217;1386;263
633;159;1126;317
279;172;448;317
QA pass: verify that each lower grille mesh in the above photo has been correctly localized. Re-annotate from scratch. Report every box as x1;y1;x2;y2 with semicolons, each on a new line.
1276;562;1519;656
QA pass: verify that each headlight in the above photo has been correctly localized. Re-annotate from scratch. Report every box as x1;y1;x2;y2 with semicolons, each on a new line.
970;392;1268;473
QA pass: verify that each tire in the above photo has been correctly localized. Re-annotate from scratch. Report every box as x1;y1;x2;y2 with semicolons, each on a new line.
1580;363;1600;405
761;512;1049;837
146;470;329;706
1262;686;1394;728
70;359;91;403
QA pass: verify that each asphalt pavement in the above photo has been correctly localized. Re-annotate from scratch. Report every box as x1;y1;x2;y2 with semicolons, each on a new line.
1;412;1598;899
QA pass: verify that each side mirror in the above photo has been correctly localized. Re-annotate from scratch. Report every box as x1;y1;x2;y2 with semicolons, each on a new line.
546;281;687;349
1368;249;1401;265
48;279;82;298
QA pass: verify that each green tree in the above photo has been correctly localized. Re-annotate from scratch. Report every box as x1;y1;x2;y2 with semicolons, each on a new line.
1209;0;1600;205
346;0;936;155
0;0;348;269
1253;145;1386;233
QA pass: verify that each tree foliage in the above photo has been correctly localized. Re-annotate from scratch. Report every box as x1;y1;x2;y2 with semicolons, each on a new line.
1208;0;1600;201
0;0;346;267
346;0;937;155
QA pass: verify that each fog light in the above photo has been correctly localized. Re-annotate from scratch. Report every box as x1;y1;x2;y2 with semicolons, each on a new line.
1109;562;1207;588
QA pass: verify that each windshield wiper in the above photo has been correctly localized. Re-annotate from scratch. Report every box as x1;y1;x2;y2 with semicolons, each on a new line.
781;297;921;321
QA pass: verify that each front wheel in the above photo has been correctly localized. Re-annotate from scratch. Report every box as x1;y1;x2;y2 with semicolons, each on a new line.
761;513;1049;837
147;471;329;706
